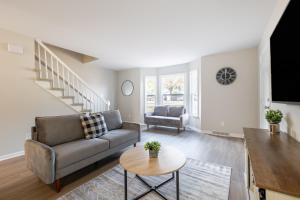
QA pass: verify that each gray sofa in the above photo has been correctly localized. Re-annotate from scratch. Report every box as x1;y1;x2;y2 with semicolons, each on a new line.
144;106;188;133
24;110;140;192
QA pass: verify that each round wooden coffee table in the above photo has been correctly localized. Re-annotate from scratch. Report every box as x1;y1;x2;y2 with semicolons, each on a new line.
120;146;186;200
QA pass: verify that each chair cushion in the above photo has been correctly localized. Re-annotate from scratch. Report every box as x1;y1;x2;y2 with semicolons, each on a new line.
144;115;180;127
168;106;185;117
100;129;138;148
153;106;169;116
36;114;84;146
101;110;123;131
80;113;108;139
53;138;109;169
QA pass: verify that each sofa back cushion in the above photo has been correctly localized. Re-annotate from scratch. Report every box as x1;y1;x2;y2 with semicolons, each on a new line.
35;114;84;146
153;106;169;116
101;110;123;131
168;106;185;117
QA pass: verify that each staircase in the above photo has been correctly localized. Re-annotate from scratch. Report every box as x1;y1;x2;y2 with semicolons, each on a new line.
34;39;110;113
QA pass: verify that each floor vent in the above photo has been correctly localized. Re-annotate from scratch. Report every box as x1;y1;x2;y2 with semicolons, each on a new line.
212;131;230;136
208;131;244;139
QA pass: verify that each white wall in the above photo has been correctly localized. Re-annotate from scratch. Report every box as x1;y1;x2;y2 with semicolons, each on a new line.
201;48;259;135
0;28;117;157
0;29;75;157
188;59;201;130
117;68;142;123
259;0;300;141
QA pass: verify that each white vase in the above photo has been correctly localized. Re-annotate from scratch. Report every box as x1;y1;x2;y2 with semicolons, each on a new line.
269;123;280;134
149;150;159;158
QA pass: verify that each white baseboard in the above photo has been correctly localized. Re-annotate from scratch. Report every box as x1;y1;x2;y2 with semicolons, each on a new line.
0;151;24;162
186;126;244;139
186;125;202;133
209;131;244;139
244;172;250;200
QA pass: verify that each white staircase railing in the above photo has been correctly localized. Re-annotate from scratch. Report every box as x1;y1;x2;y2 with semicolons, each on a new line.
34;39;110;113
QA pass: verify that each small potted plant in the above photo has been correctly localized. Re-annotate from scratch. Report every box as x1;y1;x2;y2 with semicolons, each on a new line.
265;109;283;134
144;141;161;158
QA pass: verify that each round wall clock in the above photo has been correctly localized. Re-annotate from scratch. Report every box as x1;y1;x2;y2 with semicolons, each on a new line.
121;80;134;96
216;67;237;85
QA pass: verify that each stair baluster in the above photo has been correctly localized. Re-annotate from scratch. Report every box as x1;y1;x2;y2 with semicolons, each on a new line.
34;39;110;113
38;44;42;79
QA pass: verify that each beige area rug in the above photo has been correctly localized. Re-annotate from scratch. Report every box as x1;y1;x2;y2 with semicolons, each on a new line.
58;158;231;200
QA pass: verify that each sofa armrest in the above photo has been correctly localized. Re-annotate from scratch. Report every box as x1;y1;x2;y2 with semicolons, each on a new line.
24;139;55;184
31;126;38;141
180;113;189;127
122;122;141;142
144;112;154;118
144;112;154;124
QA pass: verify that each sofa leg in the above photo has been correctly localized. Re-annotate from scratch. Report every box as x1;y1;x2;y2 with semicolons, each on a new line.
177;128;180;133
147;124;149;130
134;143;136;147
183;127;186;131
54;179;61;193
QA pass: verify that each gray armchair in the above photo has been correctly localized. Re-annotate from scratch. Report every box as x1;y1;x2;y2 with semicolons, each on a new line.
144;106;188;133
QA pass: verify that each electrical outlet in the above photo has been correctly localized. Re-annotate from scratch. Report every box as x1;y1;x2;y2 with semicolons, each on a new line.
7;43;24;54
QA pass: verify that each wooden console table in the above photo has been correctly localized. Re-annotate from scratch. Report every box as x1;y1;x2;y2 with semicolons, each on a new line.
244;128;300;200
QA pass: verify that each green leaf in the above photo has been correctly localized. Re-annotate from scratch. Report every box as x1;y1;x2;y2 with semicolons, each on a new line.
144;141;161;152
265;109;283;124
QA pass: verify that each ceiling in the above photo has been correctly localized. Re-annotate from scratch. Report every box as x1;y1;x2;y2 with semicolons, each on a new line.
0;0;277;70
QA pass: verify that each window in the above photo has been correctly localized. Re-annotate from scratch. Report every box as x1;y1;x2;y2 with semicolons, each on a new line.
190;70;198;117
145;76;157;112
160;73;185;106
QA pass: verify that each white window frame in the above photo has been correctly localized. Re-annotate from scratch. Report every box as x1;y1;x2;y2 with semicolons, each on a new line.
144;75;158;113
189;69;199;117
159;73;186;107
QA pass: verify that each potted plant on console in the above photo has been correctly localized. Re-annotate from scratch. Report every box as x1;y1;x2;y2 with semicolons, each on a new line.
265;109;283;134
144;141;161;158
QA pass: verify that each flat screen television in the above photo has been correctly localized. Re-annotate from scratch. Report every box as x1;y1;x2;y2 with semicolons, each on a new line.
270;0;300;104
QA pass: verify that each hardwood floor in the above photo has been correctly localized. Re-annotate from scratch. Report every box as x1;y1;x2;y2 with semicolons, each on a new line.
0;128;246;200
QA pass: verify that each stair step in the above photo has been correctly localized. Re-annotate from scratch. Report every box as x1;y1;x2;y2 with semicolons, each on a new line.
61;98;73;105
37;78;52;82
72;103;84;106
62;96;75;99
71;105;84;112
51;87;64;91
81;109;92;113
35;80;51;88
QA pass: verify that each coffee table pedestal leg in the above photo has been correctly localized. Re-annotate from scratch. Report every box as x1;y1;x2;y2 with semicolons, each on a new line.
124;170;127;200
176;170;180;200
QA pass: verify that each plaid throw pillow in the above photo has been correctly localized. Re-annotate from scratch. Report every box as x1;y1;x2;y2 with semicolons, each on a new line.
80;113;108;139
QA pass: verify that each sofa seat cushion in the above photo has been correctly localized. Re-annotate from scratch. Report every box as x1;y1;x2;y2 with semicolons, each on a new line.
53;138;109;169
100;129;138;148
145;116;180;127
